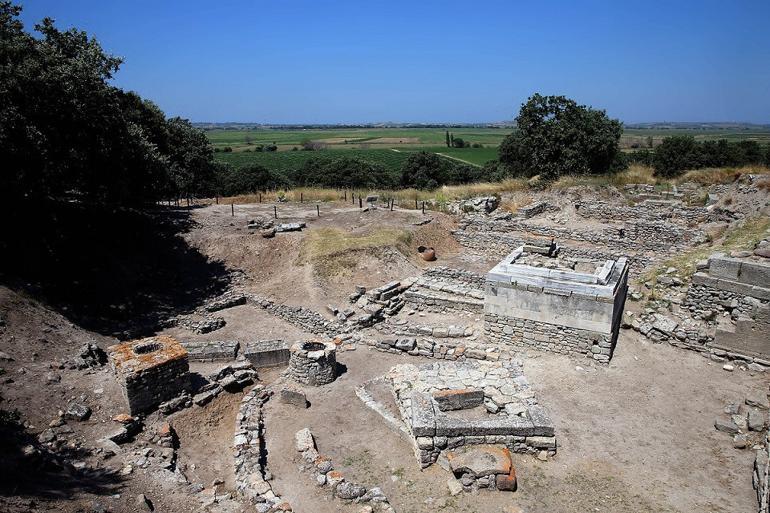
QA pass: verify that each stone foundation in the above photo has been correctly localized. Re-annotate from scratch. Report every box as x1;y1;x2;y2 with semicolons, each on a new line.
108;335;190;415
387;360;556;468
484;313;614;362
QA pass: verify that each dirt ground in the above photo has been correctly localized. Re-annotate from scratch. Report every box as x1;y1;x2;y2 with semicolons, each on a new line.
1;188;768;513
261;335;763;513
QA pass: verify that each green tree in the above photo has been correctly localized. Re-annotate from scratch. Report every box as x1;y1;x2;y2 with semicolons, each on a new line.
0;2;218;205
498;93;623;181
400;151;452;190
652;135;700;177
445;130;450;148
451;137;465;148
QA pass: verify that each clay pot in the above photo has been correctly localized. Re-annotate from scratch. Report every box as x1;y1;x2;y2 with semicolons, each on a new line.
418;245;436;261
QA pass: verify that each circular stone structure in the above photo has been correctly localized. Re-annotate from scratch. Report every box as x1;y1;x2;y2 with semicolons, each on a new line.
289;340;337;386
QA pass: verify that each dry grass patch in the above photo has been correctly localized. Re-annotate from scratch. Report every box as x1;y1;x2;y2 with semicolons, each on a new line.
640;216;770;285
298;227;413;277
677;165;770;185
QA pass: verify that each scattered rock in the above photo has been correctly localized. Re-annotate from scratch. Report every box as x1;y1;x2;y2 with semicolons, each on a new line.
335;481;367;500
733;434;748;449
295;428;315;452
64;402;92;421
749;410;766;431
280;389;308;408
136;494;154;511
746;392;770;410
446;478;463;496
714;417;740;434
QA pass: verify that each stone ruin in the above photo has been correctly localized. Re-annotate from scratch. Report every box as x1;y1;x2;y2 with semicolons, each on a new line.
382;359;555;468
686;253;770;361
484;243;629;363
107;335;190;415
288;340;337;386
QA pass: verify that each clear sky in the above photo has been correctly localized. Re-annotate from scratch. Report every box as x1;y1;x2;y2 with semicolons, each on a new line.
18;0;770;124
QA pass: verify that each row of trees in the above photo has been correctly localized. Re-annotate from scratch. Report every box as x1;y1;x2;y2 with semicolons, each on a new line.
216;151;489;195
1;3;219;206
444;131;482;148
628;136;770;177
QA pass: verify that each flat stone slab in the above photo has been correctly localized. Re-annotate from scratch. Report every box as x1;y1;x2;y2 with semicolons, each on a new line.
433;389;484;411
448;445;512;477
714;417;739;434
182;340;239;362
242;340;289;368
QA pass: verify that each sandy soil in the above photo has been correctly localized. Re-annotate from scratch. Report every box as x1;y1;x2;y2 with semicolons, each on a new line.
260;336;764;513
2;182;768;513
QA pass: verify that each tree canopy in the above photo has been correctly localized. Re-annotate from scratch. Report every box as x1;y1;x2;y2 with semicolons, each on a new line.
0;2;217;205
498;94;624;180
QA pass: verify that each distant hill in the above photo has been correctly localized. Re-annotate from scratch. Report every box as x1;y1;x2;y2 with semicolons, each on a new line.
624;122;770;130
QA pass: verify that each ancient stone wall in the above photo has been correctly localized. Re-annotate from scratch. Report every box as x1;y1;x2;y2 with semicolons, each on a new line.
755;430;770;513
574;200;735;226
233;385;289;510
460;216;704;253
402;267;485;315
250;295;345;337
484;313;614;362
451;230;653;274
683;282;763;321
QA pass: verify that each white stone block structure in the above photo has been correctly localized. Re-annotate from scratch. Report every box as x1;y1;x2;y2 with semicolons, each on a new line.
483;245;629;363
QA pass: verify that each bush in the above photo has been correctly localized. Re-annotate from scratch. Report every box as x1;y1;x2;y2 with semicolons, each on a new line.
219;164;290;195
294;157;397;189
652;136;766;177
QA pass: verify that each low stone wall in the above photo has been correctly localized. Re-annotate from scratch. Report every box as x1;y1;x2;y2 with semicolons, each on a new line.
294;428;396;512
756;430;770;513
250;295;345;337
402;267;485;315
683;282;764;321
517;201;558;219
181;340;239;362
451;230;653;275
233;385;289;512
422;266;486;289
484;313;614;363
460;215;705;253
365;335;504;362
575;200;735;226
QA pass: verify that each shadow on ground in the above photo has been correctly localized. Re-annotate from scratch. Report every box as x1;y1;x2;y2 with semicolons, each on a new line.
0;201;230;337
0;410;125;504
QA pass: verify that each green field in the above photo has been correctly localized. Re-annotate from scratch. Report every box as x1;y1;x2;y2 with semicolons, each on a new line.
215;148;413;172
209;126;770;172
206;127;510;151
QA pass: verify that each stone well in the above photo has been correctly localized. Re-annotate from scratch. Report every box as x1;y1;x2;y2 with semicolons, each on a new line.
288;340;337;386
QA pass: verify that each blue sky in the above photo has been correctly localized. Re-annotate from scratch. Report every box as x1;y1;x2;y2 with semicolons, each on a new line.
18;0;770;124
